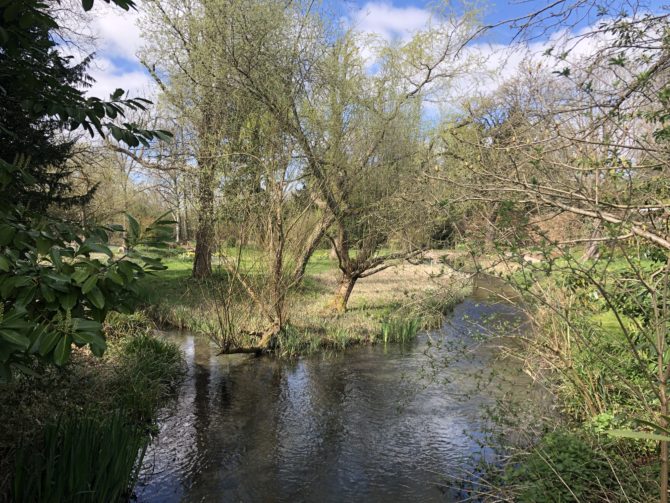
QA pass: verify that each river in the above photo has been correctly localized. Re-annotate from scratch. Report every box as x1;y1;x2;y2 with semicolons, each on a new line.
136;275;543;502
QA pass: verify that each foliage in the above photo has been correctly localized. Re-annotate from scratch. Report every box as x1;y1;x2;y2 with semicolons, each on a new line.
103;311;155;340
109;332;185;419
0;189;174;378
0;0;170;156
12;411;148;503
504;431;617;502
0;0;176;378
0;323;184;500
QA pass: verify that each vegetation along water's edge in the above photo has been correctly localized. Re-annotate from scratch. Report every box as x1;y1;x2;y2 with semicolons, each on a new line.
4;0;670;500
140;247;472;356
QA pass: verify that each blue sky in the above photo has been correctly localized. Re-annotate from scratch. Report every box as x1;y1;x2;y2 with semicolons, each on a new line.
84;0;667;99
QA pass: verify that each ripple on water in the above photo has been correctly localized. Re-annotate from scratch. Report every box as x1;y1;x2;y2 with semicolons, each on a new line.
136;277;539;503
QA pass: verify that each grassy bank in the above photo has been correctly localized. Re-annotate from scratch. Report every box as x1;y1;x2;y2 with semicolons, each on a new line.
139;247;471;356
0;313;185;502
477;256;661;502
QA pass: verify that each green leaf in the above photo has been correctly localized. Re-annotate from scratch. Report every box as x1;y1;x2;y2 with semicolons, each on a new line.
0;329;30;350
89;342;106;357
126;214;141;242
36;237;51;255
107;268;125;285
86;286;105;309
40;283;57;303
82;0;94;11
0;277;15;298
72;331;105;349
73;319;102;332
0;311;32;331
60;291;77;310
16;285;37;307
607;429;670;442
53;335;72;366
118;260;138;279
39;331;60;357
82;241;113;257
0;224;15;246
13;276;33;288
0;255;9;272
72;268;91;284
49;247;62;269
81;274;97;294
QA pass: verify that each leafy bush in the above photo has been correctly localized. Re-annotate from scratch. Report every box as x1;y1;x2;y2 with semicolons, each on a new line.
0;190;174;378
0;0;174;379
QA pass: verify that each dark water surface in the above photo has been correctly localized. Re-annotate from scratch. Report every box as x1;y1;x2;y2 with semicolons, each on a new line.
136;276;540;502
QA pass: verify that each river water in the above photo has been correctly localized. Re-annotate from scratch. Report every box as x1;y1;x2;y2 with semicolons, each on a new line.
136;276;542;502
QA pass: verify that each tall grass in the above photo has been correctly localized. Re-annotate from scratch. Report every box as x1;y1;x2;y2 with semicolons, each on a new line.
276;325;305;357
380;317;422;344
13;412;148;503
109;333;186;420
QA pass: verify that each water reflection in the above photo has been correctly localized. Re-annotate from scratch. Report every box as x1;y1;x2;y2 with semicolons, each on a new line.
136;276;538;502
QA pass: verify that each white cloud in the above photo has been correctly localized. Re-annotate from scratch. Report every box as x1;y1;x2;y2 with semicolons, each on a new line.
89;4;143;61
350;2;431;41
87;57;155;100
58;3;154;99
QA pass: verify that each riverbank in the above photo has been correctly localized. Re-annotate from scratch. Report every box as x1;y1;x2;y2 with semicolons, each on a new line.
0;314;185;502
141;249;472;355
478;257;661;502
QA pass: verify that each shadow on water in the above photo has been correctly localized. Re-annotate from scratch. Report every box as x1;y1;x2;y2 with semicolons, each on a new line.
136;275;543;502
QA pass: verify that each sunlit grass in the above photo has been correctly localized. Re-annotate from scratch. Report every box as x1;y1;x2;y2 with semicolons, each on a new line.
139;245;470;356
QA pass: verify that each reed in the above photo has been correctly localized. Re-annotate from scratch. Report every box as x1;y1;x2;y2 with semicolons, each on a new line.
13;411;149;503
380;317;422;344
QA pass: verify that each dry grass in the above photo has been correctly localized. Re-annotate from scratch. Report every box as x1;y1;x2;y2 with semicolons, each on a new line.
287;258;471;342
145;251;472;352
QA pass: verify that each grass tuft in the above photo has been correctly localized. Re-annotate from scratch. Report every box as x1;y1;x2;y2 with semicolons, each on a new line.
13;412;149;503
380;317;422;344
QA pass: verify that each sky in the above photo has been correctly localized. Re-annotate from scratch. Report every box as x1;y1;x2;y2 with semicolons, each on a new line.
81;0;667;102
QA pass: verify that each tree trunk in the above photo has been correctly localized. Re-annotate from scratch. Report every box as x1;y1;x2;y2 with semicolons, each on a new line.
183;202;191;242
581;222;602;261
193;229;212;278
331;273;357;313
192;165;215;279
291;213;334;286
329;243;338;260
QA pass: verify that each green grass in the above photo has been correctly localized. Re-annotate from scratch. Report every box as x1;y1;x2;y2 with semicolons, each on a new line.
0;314;185;500
380;317;422;344
13;412;148;503
138;246;468;356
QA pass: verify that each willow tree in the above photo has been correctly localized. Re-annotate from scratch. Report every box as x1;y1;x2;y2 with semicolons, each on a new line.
186;0;481;311
141;0;336;347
